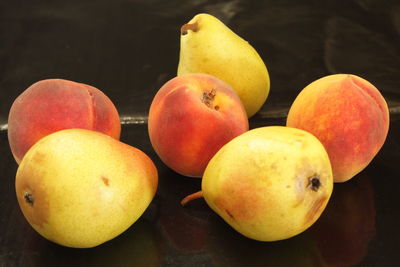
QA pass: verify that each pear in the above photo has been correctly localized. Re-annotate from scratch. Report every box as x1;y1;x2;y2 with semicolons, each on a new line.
15;129;158;248
177;13;270;118
182;126;333;242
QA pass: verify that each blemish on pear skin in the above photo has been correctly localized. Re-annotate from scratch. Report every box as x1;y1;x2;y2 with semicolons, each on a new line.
293;173;321;208
214;177;263;222
305;174;328;224
31;151;46;165
101;177;110;186
17;185;50;228
224;208;235;221
305;196;328;226
24;192;35;205
16;161;50;228
293;132;306;137
308;175;321;192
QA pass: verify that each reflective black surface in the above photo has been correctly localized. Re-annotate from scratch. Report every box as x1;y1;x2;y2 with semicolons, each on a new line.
1;0;400;266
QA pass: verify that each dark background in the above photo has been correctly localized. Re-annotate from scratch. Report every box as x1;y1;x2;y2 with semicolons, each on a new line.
1;0;400;266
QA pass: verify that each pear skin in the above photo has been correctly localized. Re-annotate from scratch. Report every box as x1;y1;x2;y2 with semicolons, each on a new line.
201;126;333;242
15;129;158;248
177;13;270;117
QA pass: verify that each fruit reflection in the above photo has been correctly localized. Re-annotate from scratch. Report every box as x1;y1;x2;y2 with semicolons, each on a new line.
33;219;165;267
206;214;325;267
310;173;376;267
158;200;209;253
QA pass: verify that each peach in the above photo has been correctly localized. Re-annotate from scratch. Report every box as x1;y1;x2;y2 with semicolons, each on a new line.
148;73;248;177
8;79;121;164
287;74;389;182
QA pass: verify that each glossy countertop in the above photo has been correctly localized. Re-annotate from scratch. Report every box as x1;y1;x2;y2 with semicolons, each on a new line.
1;0;400;266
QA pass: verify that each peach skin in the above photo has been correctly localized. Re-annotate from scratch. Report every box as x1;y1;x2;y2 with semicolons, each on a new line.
287;74;389;182
8;79;121;164
148;73;249;177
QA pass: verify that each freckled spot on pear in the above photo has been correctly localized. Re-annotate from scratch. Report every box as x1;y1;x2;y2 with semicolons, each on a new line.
24;192;34;206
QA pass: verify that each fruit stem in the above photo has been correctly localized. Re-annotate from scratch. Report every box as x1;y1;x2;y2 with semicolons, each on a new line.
202;89;217;109
181;191;203;206
181;21;199;35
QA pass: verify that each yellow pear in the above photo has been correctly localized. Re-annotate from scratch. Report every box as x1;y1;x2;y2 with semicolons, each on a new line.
184;126;333;241
15;129;158;248
177;13;270;117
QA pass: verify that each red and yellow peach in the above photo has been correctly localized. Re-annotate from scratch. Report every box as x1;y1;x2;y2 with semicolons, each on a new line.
287;74;389;182
8;79;121;164
148;73;248;177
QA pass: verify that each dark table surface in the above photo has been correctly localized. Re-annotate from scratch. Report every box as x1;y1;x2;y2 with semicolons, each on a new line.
1;0;400;266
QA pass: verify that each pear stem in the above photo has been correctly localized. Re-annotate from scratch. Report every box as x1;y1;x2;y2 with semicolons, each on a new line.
181;21;199;35
181;191;203;206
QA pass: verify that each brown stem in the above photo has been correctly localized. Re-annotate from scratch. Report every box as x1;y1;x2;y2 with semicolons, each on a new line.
181;21;199;35
202;89;217;109
181;191;204;206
